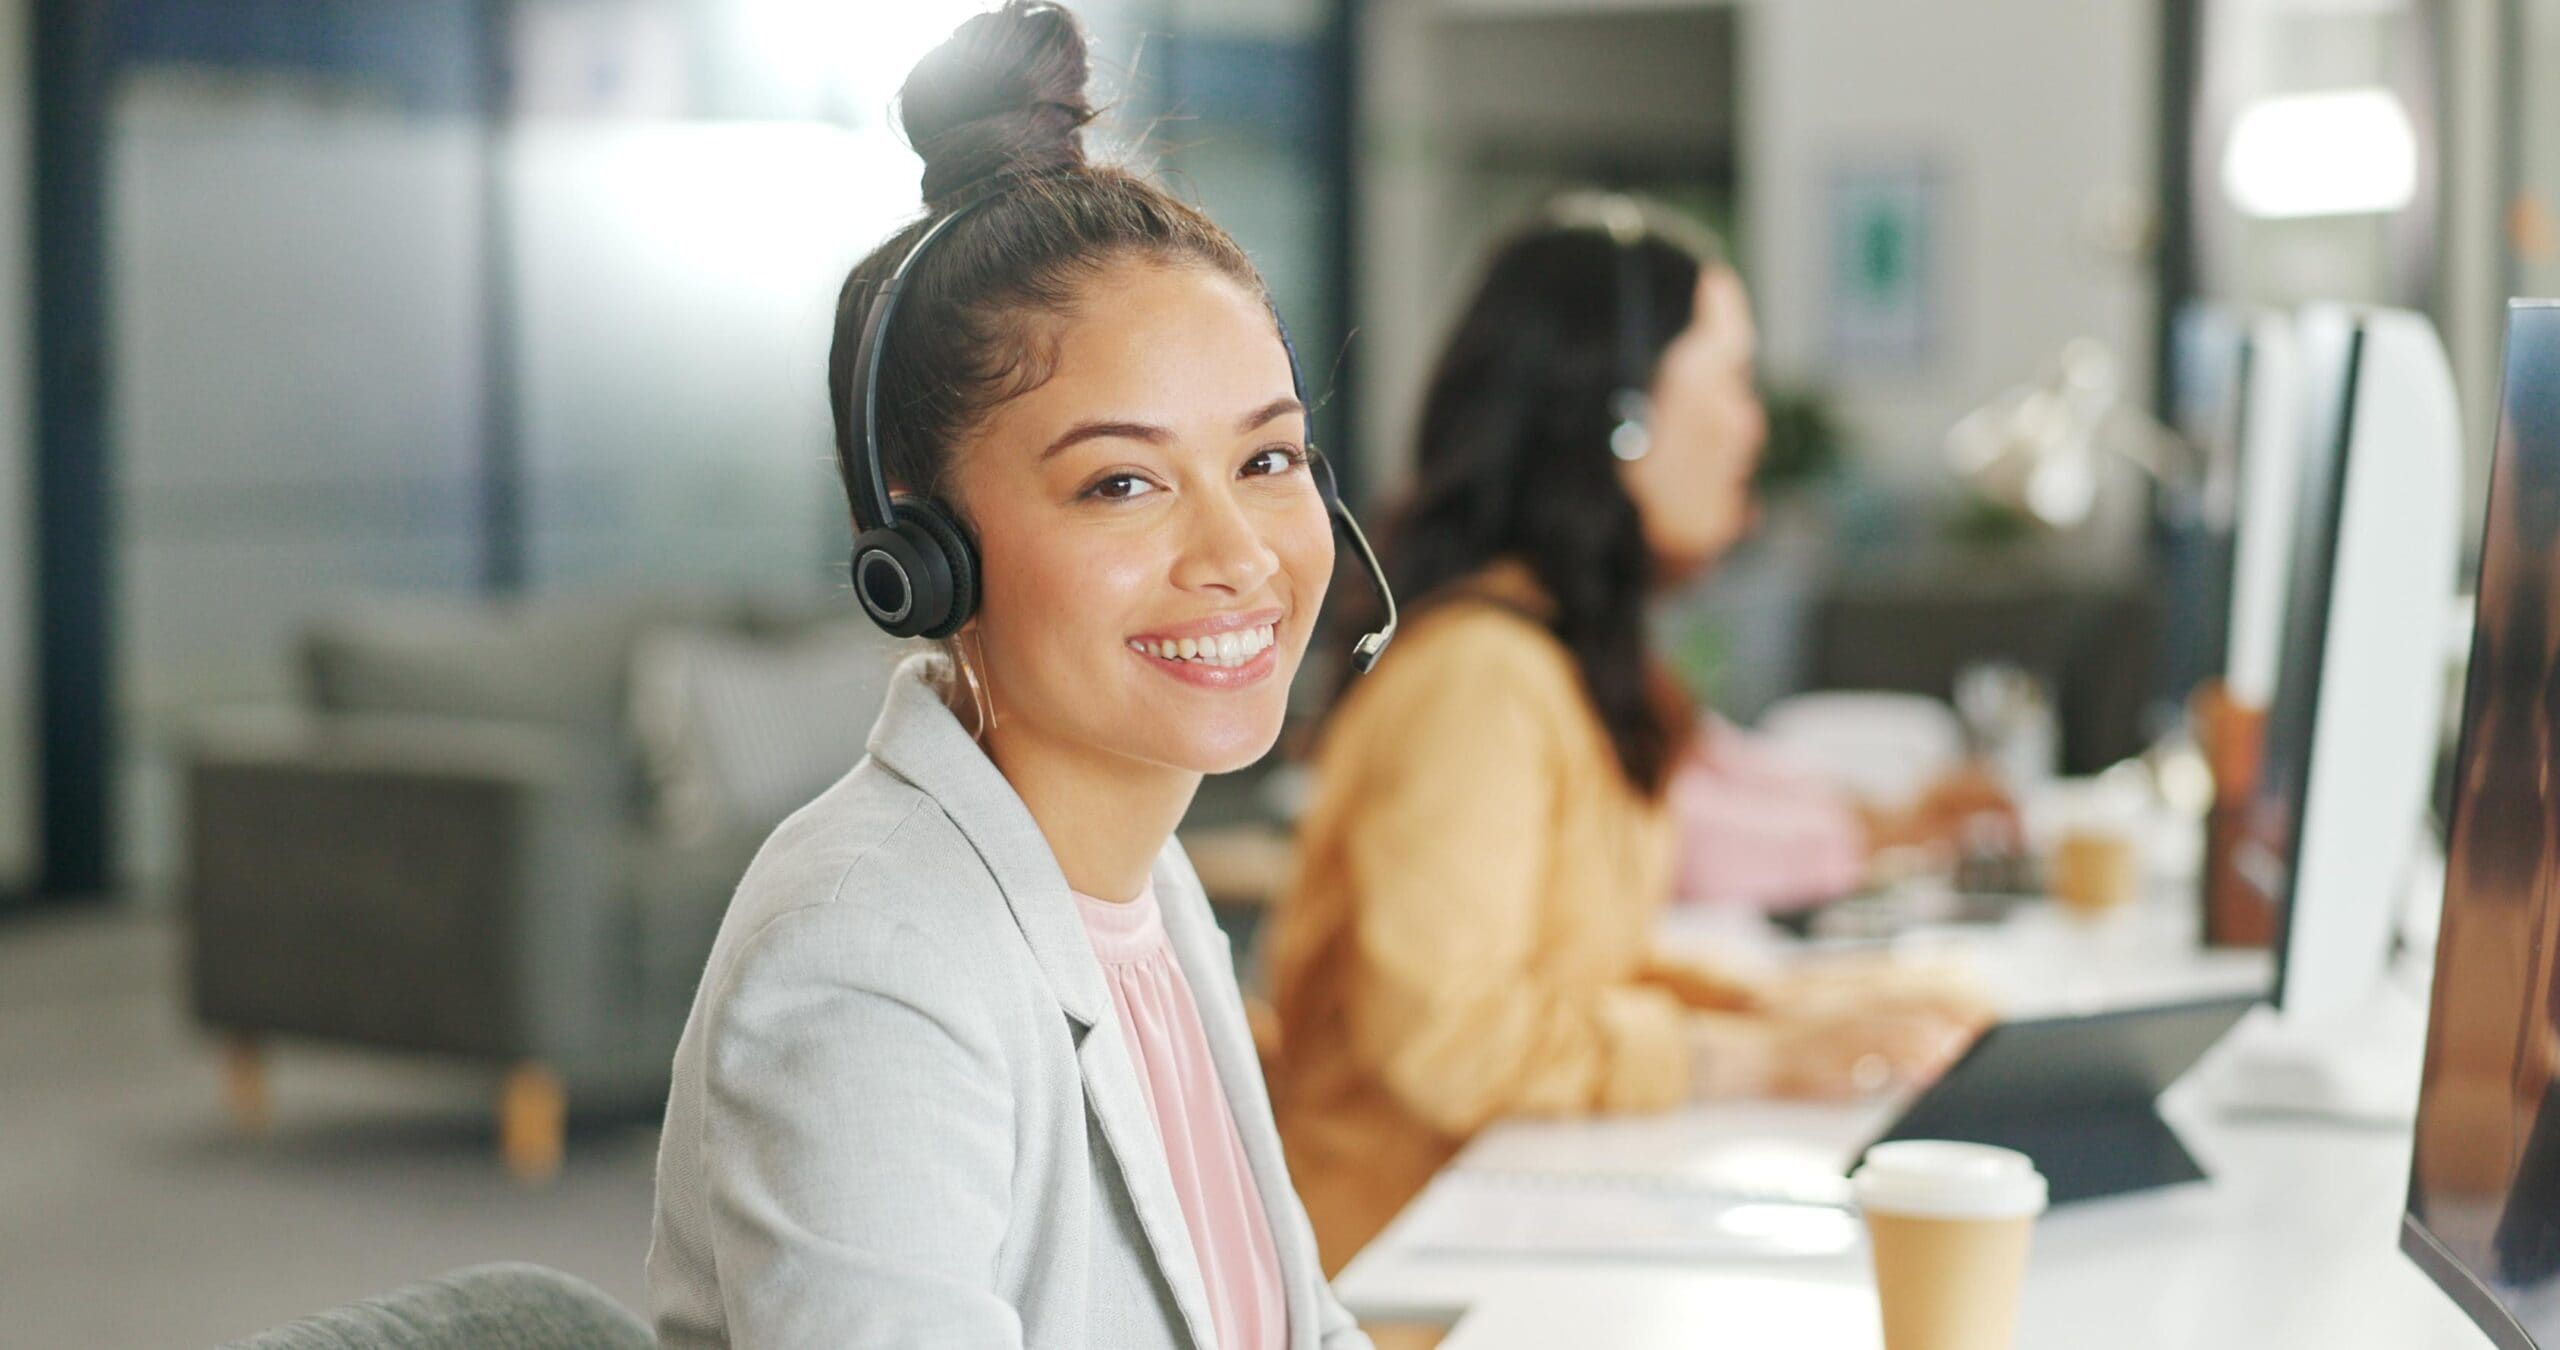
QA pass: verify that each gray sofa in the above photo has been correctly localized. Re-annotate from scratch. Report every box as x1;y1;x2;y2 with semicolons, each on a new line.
182;587;903;1179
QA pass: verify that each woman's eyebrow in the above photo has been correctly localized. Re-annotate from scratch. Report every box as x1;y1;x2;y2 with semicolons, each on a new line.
1237;397;1305;434
1041;419;1168;460
1040;397;1306;461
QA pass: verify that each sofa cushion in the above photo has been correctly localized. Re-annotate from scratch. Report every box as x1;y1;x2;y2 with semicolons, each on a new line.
628;618;906;843
740;585;864;637
300;588;745;732
622;819;772;1023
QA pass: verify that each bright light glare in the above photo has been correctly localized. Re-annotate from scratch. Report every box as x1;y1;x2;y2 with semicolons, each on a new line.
734;0;998;117
1713;1204;1860;1256
2221;88;2418;219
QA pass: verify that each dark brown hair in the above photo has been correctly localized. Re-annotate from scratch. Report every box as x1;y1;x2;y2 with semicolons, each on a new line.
827;1;1268;524
1383;202;1726;796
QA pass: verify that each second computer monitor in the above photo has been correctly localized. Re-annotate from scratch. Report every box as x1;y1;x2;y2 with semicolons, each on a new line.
2218;312;2303;709
2230;305;2460;1026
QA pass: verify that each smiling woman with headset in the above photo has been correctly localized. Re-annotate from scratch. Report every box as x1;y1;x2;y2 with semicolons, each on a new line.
646;6;1381;1347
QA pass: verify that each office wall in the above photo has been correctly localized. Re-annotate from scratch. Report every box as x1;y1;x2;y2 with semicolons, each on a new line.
112;82;487;695
508;120;870;590
1354;0;1738;497
1357;0;2150;560
1743;0;2157;573
1;0;33;892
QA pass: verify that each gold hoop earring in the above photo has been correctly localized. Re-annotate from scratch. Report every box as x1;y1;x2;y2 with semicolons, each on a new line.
957;634;999;740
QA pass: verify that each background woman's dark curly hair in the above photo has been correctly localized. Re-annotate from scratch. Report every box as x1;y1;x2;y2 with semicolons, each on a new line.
1371;205;1725;797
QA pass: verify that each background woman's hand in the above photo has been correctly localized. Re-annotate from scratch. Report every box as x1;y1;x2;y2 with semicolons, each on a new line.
1760;1005;1975;1100
1862;763;2022;857
1766;958;1997;1034
1684;1001;1980;1102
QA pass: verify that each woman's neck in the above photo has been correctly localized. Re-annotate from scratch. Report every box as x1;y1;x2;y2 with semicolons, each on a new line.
980;716;1200;904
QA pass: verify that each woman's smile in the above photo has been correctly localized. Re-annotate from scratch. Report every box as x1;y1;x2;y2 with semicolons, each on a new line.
1127;633;1280;687
1126;609;1285;686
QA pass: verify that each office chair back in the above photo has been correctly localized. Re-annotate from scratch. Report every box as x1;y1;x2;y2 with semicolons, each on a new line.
219;1262;652;1350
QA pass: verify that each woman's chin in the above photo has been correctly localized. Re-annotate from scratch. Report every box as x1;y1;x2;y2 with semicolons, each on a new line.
1139;652;1302;774
1162;709;1289;777
1191;729;1287;776
1652;528;1745;582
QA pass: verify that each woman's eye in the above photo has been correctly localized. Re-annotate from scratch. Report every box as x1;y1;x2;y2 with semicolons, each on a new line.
1243;445;1308;478
1084;473;1158;502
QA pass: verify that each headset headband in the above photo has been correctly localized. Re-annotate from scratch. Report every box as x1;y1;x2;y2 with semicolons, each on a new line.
1615;225;1653;402
845;198;990;535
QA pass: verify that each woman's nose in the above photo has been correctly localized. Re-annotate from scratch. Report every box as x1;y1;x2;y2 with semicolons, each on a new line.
1171;488;1282;595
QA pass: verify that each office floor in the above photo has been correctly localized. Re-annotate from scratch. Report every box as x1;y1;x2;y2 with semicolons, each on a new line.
0;907;660;1348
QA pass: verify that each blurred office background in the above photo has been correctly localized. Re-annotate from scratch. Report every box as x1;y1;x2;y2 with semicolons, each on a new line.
0;0;2540;1343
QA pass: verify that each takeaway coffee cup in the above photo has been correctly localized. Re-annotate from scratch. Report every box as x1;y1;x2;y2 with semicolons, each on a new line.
1850;1141;2048;1350
2051;826;2141;918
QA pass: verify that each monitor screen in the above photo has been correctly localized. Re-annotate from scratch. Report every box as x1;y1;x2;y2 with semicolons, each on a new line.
2225;314;2361;995
2159;304;2255;705
2404;301;2560;1350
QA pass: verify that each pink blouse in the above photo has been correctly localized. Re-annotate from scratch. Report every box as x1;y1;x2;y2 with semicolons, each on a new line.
1072;884;1288;1350
1669;718;1870;911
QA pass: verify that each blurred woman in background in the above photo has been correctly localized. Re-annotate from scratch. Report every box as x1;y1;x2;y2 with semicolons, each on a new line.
1262;196;1990;1272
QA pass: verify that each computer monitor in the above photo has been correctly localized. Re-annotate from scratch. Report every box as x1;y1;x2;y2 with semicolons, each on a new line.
2161;305;2298;710
2241;306;2460;1020
2403;300;2560;1350
2156;303;2252;708
2218;312;2303;710
2208;307;2461;1121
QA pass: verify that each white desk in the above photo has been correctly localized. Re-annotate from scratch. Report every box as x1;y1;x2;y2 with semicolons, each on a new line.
1336;909;2493;1349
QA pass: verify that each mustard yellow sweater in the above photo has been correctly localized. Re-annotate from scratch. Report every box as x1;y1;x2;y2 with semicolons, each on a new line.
1264;561;1745;1273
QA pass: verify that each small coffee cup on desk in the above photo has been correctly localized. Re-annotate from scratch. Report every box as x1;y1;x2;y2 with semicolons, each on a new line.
1851;1141;2048;1350
2050;825;2141;918
2037;778;2147;919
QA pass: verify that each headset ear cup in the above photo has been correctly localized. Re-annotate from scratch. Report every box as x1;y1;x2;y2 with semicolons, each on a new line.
850;525;935;638
898;500;979;640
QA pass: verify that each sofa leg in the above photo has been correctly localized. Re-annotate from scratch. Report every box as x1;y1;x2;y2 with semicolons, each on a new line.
499;1062;565;1184
221;1034;270;1135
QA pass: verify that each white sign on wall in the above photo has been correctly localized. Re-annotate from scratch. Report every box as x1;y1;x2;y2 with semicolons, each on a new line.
1825;157;1945;373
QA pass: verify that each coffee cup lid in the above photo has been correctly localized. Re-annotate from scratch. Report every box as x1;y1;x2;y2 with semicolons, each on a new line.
1851;1141;2049;1220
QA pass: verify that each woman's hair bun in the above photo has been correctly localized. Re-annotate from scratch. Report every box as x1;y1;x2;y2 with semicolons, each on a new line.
898;2;1097;209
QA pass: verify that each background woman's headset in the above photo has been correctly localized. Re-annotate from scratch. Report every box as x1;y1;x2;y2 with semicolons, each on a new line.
1518;191;1669;468
837;197;1398;673
1606;210;1656;464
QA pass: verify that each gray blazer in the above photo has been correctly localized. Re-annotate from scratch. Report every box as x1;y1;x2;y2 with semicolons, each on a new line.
649;657;1371;1350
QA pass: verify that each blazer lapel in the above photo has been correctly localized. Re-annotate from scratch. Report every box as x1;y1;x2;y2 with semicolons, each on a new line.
1153;848;1328;1350
866;657;1109;1027
866;656;1221;1350
1077;1014;1222;1350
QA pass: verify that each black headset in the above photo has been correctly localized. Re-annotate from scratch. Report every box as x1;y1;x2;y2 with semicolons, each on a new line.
1602;200;1656;464
839;196;1397;673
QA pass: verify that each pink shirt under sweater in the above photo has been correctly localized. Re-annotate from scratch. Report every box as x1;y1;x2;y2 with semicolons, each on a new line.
1668;718;1869;912
1071;883;1288;1350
